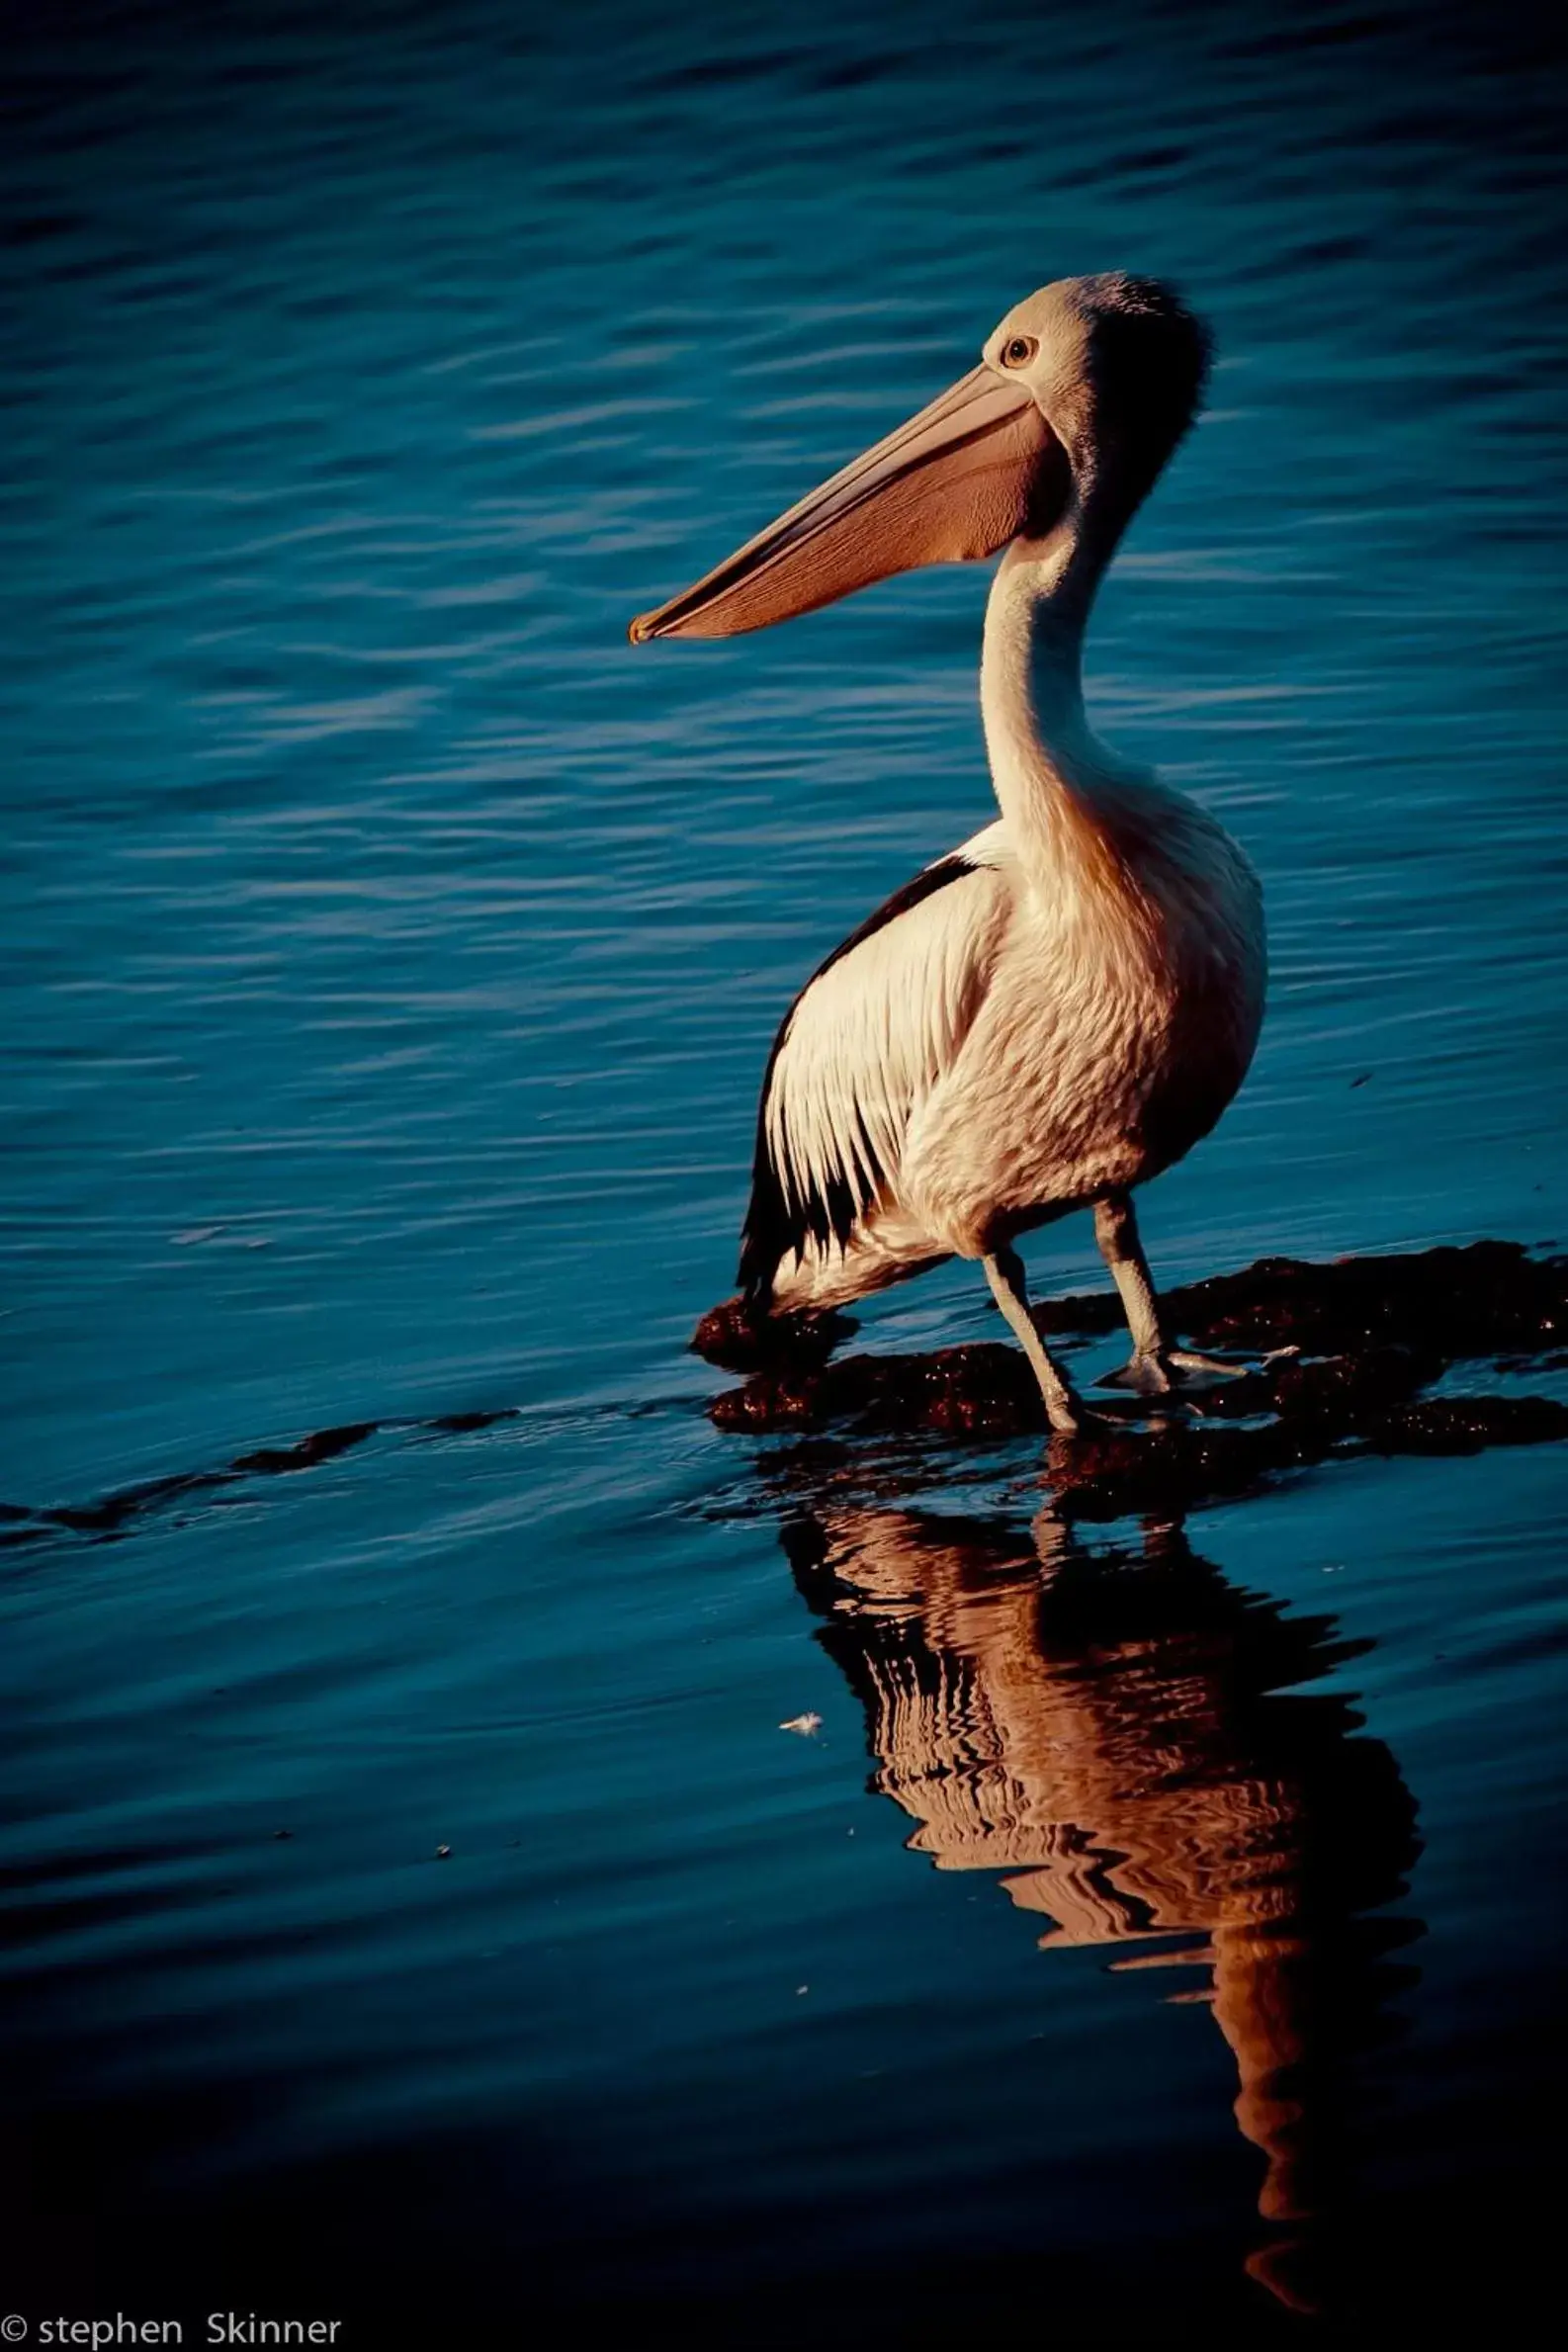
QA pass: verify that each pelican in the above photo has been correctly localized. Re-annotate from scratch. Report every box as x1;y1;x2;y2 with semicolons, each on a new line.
631;274;1265;1431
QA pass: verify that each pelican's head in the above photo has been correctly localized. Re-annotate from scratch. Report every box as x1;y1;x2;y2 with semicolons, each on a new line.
630;273;1210;644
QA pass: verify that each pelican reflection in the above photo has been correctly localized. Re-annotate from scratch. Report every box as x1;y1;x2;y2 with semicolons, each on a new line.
782;1501;1421;2311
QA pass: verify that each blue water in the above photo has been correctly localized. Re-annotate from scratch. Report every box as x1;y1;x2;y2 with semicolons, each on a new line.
3;0;1566;2333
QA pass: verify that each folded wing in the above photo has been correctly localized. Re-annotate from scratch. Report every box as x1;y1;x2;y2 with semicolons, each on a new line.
740;834;1009;1301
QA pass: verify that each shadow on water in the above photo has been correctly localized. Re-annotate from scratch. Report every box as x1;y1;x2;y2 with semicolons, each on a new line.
776;1486;1423;2318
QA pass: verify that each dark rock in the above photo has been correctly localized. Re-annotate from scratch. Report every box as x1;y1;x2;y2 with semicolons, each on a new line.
702;1245;1568;1517
1367;1392;1568;1456
692;1292;854;1373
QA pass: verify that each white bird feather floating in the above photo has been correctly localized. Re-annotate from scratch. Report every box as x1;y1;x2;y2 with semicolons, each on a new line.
633;275;1266;1432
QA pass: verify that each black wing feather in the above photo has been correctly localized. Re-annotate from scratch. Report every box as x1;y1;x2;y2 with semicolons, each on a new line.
738;852;977;1303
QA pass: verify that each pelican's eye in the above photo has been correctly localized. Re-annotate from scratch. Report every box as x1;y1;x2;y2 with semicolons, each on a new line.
1000;333;1038;369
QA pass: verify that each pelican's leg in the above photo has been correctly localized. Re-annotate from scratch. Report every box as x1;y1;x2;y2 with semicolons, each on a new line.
983;1246;1086;1434
1092;1191;1246;1392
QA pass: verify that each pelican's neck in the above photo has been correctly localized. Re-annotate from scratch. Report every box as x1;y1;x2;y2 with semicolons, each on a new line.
980;513;1120;875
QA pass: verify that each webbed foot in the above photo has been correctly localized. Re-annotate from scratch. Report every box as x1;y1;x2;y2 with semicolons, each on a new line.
1096;1349;1281;1395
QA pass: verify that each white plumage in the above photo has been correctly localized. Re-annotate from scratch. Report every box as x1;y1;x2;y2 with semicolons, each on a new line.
750;732;1263;1322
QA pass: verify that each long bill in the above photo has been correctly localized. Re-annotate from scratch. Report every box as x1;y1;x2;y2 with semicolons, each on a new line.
629;365;1062;643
